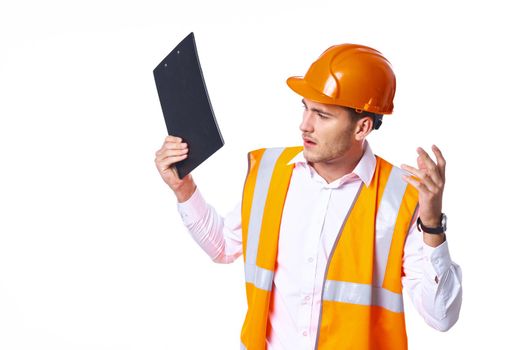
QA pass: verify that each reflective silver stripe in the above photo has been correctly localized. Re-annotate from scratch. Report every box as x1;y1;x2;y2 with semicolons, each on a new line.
245;264;274;291
244;148;284;290
320;166;407;315
373;166;408;288
323;280;404;313
240;343;247;350
245;148;284;267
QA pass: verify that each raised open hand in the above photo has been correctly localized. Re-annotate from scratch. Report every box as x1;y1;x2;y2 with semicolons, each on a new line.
401;145;446;228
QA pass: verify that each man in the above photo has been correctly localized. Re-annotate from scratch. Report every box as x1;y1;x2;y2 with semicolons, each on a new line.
154;44;462;349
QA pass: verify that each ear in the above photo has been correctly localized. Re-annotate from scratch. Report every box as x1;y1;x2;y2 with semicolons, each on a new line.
354;116;374;141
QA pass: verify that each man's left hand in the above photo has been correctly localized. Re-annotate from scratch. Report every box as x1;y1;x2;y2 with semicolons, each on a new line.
401;145;446;227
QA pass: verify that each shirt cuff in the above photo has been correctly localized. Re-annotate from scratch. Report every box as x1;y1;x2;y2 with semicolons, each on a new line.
177;188;207;226
422;240;453;277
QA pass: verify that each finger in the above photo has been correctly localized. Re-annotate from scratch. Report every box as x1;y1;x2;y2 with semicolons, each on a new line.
402;174;430;193
416;147;442;185
400;163;425;178
156;148;189;163
157;142;188;154
432;144;446;181
164;148;189;158
401;165;438;192
159;154;188;170
165;135;183;142
416;147;437;169
164;142;188;150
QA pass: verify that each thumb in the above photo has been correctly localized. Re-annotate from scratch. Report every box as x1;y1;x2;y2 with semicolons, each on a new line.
167;164;181;180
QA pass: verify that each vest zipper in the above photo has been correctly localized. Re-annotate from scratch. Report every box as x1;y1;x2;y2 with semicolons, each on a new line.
314;183;364;349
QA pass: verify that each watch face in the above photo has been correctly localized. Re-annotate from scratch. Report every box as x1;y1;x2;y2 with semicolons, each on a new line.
442;213;448;232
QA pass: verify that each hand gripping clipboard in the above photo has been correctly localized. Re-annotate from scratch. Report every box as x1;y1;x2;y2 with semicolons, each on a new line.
154;32;224;179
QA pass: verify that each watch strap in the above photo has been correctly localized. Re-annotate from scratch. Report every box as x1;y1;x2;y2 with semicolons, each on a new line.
417;215;446;234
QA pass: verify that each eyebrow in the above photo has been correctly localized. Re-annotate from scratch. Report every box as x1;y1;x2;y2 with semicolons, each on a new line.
302;99;335;116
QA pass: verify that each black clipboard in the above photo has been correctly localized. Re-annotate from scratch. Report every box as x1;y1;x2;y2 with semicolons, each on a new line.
154;32;224;179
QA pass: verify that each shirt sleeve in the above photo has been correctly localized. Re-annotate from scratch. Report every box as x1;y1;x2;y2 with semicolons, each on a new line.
402;222;463;331
177;188;243;264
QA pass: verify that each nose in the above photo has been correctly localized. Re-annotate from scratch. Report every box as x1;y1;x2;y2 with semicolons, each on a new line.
300;110;314;133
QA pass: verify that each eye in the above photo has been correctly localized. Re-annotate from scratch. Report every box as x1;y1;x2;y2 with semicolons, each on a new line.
317;112;329;119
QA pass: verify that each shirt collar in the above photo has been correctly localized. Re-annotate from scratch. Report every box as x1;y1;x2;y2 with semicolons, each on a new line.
287;140;376;187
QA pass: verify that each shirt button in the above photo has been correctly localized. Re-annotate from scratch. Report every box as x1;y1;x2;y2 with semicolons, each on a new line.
308;257;314;263
303;331;308;336
305;296;311;301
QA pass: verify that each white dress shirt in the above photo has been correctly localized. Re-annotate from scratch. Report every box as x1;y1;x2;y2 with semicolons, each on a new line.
177;142;462;349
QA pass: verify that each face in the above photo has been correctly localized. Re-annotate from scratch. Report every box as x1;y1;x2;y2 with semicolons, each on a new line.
300;98;356;165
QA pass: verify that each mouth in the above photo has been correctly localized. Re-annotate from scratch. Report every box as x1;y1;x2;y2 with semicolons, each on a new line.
302;135;317;147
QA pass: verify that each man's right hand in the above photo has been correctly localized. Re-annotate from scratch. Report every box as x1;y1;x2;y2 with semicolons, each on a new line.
154;135;196;202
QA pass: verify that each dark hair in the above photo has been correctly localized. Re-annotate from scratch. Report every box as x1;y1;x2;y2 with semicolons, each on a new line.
344;107;383;130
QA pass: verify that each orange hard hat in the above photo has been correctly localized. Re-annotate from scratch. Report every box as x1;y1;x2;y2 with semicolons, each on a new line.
287;44;396;115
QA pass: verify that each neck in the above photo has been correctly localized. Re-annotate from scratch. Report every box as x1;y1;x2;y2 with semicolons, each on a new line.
310;142;365;183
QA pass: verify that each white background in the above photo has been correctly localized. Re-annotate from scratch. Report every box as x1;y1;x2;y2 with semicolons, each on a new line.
1;0;524;349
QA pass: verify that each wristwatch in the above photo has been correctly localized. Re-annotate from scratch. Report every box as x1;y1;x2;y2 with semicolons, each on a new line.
417;213;447;234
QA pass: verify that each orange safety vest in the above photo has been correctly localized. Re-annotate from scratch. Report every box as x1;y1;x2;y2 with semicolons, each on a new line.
240;147;419;350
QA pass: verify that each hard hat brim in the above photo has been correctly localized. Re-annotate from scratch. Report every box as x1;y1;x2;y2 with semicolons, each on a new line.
286;76;340;107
